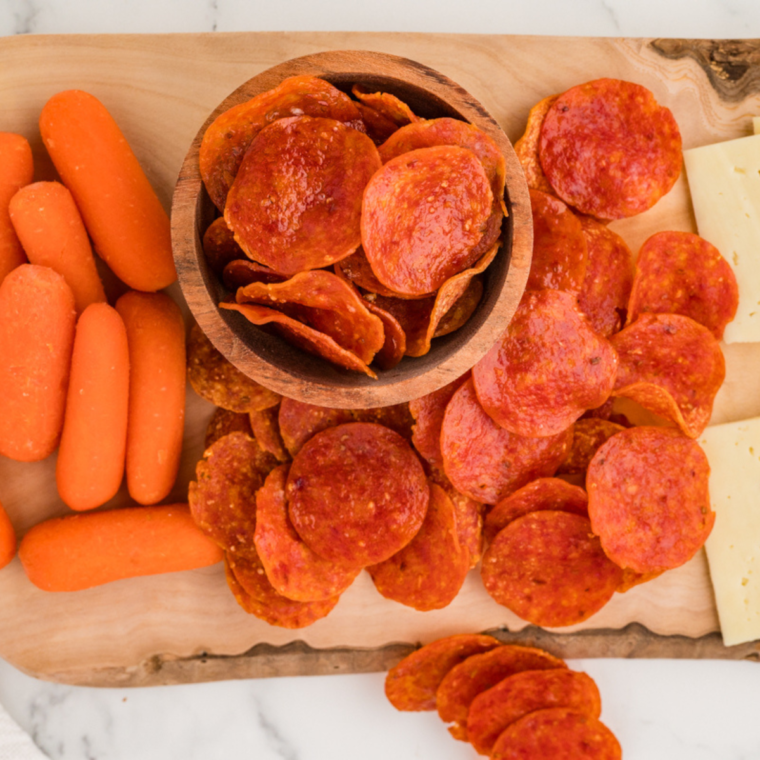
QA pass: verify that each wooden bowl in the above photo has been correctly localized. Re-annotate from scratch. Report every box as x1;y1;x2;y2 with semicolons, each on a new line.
171;50;532;408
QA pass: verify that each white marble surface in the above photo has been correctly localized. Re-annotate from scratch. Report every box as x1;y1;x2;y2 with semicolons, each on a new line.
1;2;760;759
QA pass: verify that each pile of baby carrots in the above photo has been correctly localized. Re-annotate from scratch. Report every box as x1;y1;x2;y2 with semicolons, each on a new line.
0;91;222;590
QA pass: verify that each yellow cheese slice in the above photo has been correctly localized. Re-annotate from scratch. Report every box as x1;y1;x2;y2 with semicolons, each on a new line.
753;116;760;135
683;134;760;344
700;417;760;646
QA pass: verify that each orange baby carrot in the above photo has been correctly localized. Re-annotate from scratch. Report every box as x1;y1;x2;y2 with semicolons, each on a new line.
0;500;16;570
9;181;106;313
18;504;223;592
0;264;76;462
39;90;176;292
0;133;33;283
115;291;186;505
56;303;130;511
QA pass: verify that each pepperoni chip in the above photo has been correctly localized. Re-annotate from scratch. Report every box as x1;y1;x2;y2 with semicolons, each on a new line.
384;634;501;712
286;422;429;567
577;216;634;337
441;379;573;504
527;189;588;292
336;247;419;299
484;478;589;543
611;313;725;438
436;277;483;335
188;432;278;553
473;289;618;438
203;217;245;276
222;259;287;291
617;568;664;593
220;302;377;378
539;78;682;220
362;146;493;296
200;75;363;211
481;511;623;627
187;323;282;413
352;84;421;127
467;669;602;756
368;482;470;611
254;465;359;602
440;478;485;568
587;426;714;574
249;405;289;462
235;270;385;365
354;101;399;145
225;116;381;275
204;407;252;449
436;645;567;740
362;299;406;370
353;403;415;441
627;231;739;340
490;707;622;760
557;419;625;476
225;552;340;629
513;94;559;195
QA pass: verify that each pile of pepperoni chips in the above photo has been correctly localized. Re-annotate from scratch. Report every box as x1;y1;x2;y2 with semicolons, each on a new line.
198;75;507;376
385;633;622;758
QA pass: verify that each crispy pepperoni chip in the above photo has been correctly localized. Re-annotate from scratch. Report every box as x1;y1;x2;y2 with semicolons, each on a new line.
473;289;619;438
439;477;485;568
539;78;682;220
254;465;359;602
611;313;725;438
368;482;470;611
628;231;739;340
527;189;588;292
187;323;282;413
436;645;567;740
481;511;623;627
203;217;245;276
225;116;381;275
587;426;714;574
352;84;421;127
204;407;253;450
189;432;278;553
384;634;501;712
354;101;399;145
335;247;421;299
484;478;589;543
225;552;340;628
576;216;634;337
362;299;407;370
617;567;664;593
220;302;377;378
222;259;287;291
249;405;289;462
557;419;625;476
362;146;493;296
490;707;622;760
441;379;573;505
467;669;602;756
235;270;385;365
514;94;559;195
286;422;429;568
436;277;483;336
353;403;415;441
200;75;363;211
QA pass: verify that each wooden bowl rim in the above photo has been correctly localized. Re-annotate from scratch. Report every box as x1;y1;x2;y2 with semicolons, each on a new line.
171;49;532;408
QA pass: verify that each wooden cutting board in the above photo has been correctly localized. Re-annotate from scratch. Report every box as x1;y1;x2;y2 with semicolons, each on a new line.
1;32;759;687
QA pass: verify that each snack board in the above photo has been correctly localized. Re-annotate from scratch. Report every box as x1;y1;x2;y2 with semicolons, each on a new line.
0;32;759;686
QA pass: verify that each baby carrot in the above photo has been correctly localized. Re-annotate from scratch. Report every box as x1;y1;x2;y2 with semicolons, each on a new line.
0;133;33;283
0;264;76;462
18;504;223;592
39;90;176;292
9;181;106;313
56;303;130;511
0;500;16;570
115;291;186;505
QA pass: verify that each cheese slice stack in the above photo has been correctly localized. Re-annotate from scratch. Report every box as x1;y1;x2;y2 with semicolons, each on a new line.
700;417;760;646
684;133;760;344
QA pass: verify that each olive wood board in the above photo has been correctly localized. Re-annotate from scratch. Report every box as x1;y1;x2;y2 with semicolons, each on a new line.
0;32;759;687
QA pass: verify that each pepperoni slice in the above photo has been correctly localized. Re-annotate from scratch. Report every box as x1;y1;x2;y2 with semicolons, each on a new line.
352;84;421;127
222;260;287;291
248;405;289;462
225;116;381;275
557;419;625;476
203;217;245;276
286;422;429;567
336;247;426;299
513;94;559;195
362;299;406;370
362;146;493;296
436;475;486;568
187;323;281;413
481;511;623;627
384;634;501;712
354;101;399;145
611;313;725;439
587;426;714;574
473;289;618;438
627;231;739;340
527;189;588;292
617;568;664;593
539;78;682;220
441;379;573;504
200;75;364;211
204;407;252;450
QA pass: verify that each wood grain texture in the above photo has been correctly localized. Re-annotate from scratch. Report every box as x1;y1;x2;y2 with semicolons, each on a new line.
0;32;759;686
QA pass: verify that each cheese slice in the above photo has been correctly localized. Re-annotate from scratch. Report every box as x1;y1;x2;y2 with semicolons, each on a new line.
753;116;760;135
700;417;760;646
684;134;760;344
